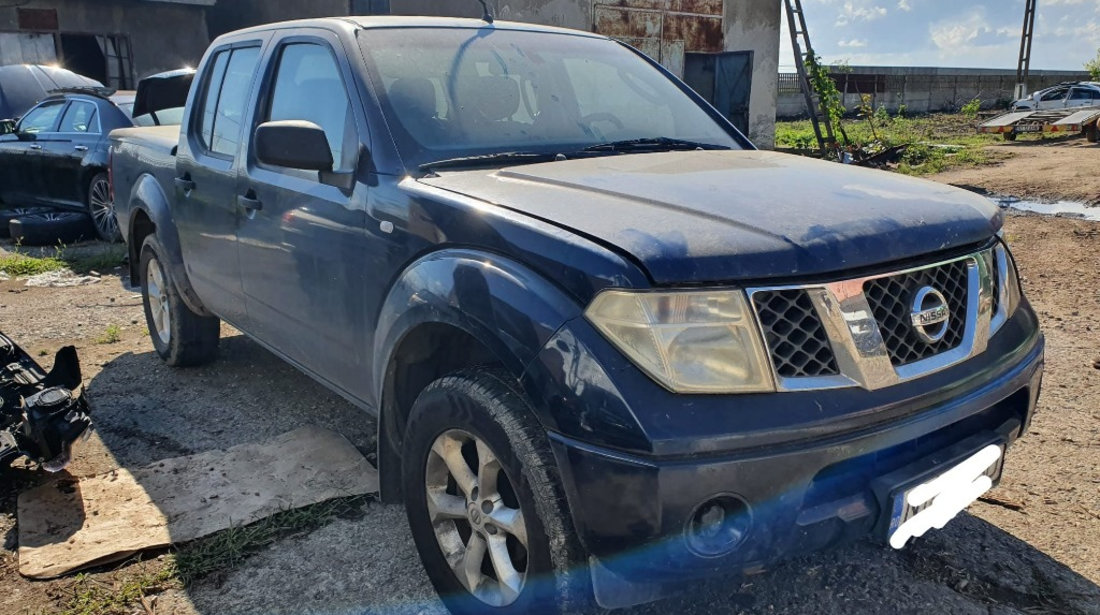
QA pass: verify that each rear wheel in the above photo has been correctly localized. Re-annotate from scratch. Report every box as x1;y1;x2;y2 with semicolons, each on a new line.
87;173;120;242
403;369;591;615
1086;121;1099;144
1003;132;1018;141
139;234;220;366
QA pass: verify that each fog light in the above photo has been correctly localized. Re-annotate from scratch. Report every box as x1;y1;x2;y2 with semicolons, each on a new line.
685;495;752;557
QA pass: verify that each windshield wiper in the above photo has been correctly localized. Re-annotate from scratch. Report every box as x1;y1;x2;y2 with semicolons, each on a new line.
419;151;558;172
581;137;731;153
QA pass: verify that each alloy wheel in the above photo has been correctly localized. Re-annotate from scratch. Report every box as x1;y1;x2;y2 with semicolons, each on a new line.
145;256;171;345
425;430;529;607
89;177;118;240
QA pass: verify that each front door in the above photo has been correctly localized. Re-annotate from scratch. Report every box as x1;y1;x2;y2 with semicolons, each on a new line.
236;34;371;393
0;100;65;207
173;43;264;325
684;51;754;135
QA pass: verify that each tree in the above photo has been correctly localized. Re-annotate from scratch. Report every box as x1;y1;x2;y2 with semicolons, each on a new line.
1087;48;1100;81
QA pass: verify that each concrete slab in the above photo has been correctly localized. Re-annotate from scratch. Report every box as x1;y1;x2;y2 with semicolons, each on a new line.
17;426;377;579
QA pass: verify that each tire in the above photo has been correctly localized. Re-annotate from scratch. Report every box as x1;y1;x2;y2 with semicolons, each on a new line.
8;212;94;246
87;172;120;242
139;234;220;366
1086;121;1099;144
1003;132;1017;141
0;207;55;239
403;369;591;615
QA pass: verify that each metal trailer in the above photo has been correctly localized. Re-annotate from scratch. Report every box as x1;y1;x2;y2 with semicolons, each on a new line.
978;107;1100;142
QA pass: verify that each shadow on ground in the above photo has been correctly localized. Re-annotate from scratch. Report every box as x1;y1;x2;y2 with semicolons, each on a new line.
68;335;1100;615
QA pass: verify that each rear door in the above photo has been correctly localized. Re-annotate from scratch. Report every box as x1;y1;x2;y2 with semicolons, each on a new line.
173;42;265;325
236;31;371;392
41;99;103;207
1036;86;1070;110
1068;87;1098;109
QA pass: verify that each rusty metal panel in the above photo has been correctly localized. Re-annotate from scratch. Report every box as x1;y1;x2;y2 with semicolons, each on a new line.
593;5;663;40
663;12;723;52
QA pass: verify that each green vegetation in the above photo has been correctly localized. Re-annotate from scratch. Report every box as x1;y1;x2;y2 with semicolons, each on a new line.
0;242;125;278
961;97;982;119
1087;47;1100;81
53;496;369;615
0;252;66;276
96;324;122;345
776;112;1013;176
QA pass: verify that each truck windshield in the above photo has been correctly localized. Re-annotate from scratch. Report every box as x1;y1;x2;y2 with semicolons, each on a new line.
358;27;745;170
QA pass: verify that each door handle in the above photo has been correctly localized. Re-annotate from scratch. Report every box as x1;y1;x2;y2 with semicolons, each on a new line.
74;145;88;152
237;194;263;212
29;144;41;150
174;176;195;192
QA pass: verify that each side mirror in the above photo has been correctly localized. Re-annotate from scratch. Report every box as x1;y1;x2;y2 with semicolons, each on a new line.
0;120;14;135
255;120;334;172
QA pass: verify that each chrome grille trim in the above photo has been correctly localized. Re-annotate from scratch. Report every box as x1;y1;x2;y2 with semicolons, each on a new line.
748;249;996;392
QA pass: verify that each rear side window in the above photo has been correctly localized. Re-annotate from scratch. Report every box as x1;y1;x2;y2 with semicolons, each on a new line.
265;43;356;172
59;101;100;133
1069;88;1096;101
197;46;261;156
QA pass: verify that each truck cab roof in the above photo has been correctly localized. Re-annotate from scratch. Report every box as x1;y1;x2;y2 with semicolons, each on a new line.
214;15;608;41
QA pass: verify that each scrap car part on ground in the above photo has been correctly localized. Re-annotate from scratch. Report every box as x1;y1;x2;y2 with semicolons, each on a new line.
0;330;91;472
7;212;95;246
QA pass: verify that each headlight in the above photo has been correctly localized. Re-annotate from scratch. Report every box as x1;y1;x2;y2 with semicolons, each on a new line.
585;289;774;394
992;242;1022;334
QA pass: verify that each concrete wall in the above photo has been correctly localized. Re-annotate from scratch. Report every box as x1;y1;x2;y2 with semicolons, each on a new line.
206;0;349;37
723;0;779;146
390;1;782;147
0;0;210;81
777;66;1093;118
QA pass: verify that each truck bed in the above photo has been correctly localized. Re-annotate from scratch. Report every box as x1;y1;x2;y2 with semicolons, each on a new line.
109;125;182;241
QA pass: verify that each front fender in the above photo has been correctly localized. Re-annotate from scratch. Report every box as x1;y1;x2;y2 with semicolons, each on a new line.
372;248;584;401
125;173;210;316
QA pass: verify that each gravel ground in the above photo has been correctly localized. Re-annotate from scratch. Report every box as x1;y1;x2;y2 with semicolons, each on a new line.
0;211;1098;615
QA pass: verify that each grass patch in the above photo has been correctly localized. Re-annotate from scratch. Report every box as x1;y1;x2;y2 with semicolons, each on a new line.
0;253;66;276
52;496;369;615
173;495;368;586
775;112;1024;176
57;567;178;615
64;244;127;275
96;324;122;345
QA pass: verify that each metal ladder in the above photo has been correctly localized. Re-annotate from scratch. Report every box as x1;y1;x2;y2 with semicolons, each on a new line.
784;0;837;154
1014;0;1037;101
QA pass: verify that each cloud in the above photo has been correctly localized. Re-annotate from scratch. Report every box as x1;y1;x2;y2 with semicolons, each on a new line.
835;1;889;27
839;38;869;47
898;0;912;11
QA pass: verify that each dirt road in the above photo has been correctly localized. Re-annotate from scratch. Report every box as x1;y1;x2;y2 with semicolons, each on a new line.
933;137;1100;205
1;212;1098;615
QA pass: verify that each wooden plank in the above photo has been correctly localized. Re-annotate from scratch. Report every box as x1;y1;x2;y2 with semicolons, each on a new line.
18;426;377;579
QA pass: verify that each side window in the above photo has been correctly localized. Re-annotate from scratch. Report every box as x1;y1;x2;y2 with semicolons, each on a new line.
197;46;261;157
1040;88;1068;102
17;101;65;134
1069;88;1095;101
59;101;100;134
265;43;356;172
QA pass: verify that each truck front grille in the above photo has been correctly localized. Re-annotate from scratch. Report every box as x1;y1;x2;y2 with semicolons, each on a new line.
752;289;840;378
748;248;997;392
863;260;969;366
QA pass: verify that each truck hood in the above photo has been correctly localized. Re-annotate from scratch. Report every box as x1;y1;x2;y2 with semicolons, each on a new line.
419;150;1002;284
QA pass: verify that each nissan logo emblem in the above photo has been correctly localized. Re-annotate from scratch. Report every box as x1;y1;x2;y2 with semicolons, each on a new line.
910;286;950;344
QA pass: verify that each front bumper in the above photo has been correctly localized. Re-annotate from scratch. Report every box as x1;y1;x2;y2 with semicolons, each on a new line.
527;311;1044;609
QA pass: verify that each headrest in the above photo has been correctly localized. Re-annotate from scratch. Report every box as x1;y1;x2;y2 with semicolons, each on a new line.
389;77;438;118
463;76;520;122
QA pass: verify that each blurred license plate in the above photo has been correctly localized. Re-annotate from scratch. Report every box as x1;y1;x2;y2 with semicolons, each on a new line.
1015;123;1042;133
888;444;1004;549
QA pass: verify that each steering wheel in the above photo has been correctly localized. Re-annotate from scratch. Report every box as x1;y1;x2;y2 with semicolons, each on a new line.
580;112;625;131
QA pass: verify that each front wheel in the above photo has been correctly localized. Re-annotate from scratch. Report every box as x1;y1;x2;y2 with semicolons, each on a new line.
139;235;220;366
403;369;591;615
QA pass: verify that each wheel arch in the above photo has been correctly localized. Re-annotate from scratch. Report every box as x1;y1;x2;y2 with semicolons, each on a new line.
125;173;211;317
372;249;584;503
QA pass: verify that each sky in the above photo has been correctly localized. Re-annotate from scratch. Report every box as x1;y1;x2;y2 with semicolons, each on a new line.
778;0;1100;71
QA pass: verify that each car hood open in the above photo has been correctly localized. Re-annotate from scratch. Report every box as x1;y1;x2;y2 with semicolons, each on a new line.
419;150;1002;284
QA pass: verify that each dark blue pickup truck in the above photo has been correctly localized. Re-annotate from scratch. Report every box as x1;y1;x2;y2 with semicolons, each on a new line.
109;16;1045;615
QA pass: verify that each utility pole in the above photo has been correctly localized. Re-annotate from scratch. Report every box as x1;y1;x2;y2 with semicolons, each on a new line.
784;0;837;155
1015;0;1037;101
